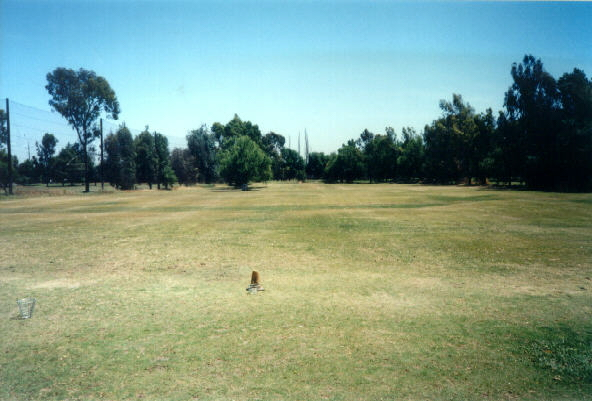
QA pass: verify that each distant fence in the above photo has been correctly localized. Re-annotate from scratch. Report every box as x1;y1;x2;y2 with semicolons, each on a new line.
1;98;186;163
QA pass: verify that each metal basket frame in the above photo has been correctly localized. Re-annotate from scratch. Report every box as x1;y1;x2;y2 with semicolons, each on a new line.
16;297;36;319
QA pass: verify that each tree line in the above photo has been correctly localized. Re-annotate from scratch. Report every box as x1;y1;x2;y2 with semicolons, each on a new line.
311;55;591;191
1;54;590;192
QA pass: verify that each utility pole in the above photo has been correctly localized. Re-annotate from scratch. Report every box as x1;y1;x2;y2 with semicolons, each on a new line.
298;131;301;157
100;118;104;191
6;98;13;195
305;129;310;164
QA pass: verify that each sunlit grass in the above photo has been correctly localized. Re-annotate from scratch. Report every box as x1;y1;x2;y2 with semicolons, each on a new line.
1;182;591;400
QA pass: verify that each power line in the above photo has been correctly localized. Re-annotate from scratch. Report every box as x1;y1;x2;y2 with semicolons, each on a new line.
3;98;188;163
12;112;75;125
2;99;170;161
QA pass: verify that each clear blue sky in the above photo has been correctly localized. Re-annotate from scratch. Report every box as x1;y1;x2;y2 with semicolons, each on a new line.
1;0;591;160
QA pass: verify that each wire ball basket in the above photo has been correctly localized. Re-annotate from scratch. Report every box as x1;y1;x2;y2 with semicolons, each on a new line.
16;297;36;319
246;284;259;294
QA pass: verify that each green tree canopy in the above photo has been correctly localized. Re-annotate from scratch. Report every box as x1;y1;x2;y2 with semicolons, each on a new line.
424;94;477;183
154;132;176;189
213;114;263;150
472;109;496;185
262;132;286;156
105;126;136;190
363;130;398;182
397;127;424;182
16;158;39;185
218;136;271;188
262;132;286;180
134;128;157;189
324;140;365;183
279;148;306;181
54;143;85;186
187;125;218;183
170;148;197;186
0;150;18;193
46;67;120;192
556;68;592;191
36;133;58;186
504;55;561;189
306;152;330;180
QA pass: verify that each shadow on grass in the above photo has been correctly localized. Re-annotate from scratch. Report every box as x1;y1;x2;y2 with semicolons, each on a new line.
210;185;267;192
9;315;30;321
525;325;592;384
1;184;119;198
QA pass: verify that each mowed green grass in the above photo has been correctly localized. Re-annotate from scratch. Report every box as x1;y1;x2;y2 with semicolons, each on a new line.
1;183;591;400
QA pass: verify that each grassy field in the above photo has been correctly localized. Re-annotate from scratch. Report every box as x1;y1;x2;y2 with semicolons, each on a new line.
1;183;591;400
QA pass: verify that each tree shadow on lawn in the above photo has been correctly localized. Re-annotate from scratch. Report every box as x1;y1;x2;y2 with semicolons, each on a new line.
525;325;592;385
209;185;267;192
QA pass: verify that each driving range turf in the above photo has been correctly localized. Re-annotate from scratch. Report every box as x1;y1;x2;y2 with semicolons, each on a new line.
1;182;591;400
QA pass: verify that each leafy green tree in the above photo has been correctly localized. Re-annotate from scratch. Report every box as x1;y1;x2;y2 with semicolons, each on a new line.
355;128;375;152
262;132;286;156
226;115;262;147
187;125;218;183
211;122;225;148
306;152;330;180
105;126;136;190
212;114;263;151
423;122;457;183
501;56;592;190
279;148;306;181
45;68;120;192
117;126;136;190
134;128;157;189
36;133;58;186
559;69;592;127
324;140;365;183
424;94;478;183
17;158;39;185
364;130;398;182
161;165;178;189
170;148;198;185
104;134;120;188
444;94;479;183
154;132;175;189
397;127;424;181
490;111;523;186
504;55;561;189
262;132;286;180
556;68;592;191
0;150;18;193
54;143;85;186
323;153;339;183
472;109;496;185
218;136;271;188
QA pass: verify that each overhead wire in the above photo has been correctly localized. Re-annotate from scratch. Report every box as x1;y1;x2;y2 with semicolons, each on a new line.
1;98;186;162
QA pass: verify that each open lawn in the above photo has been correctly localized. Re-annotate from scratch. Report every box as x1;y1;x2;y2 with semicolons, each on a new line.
1;183;591;400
